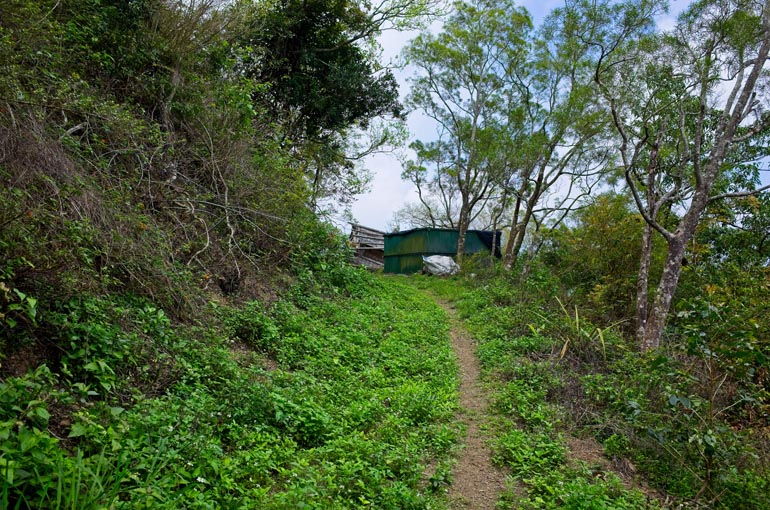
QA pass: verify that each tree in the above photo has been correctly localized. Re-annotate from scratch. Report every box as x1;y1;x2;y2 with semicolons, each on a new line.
240;0;401;138
236;0;432;210
404;0;531;261
499;4;612;270
698;192;770;268
589;0;770;350
397;139;506;230
402;0;611;267
541;192;665;327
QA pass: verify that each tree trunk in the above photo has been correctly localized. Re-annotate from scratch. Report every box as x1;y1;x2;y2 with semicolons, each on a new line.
503;193;523;268
456;204;470;266
635;222;653;344
641;189;710;351
508;207;531;269
641;235;686;351
505;165;546;270
490;219;500;265
506;175;543;270
491;191;509;265
311;162;322;211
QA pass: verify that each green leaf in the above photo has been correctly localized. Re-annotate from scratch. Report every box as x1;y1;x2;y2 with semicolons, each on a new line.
68;423;88;438
25;296;37;320
18;427;36;452
0;458;15;485
34;407;50;421
0;422;13;441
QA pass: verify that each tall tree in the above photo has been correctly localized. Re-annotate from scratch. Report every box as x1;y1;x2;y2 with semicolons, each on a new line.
499;4;611;269
404;0;531;261
398;137;511;230
236;0;437;209
402;0;610;267
589;0;770;350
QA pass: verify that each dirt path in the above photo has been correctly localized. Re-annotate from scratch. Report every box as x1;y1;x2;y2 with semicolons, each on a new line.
439;301;508;510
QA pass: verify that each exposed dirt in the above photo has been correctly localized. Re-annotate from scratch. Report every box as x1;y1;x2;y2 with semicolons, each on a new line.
433;296;668;508
1;340;60;378
568;434;670;504
439;301;509;510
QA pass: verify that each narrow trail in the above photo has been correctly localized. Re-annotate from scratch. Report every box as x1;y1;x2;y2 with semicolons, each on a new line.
438;301;508;510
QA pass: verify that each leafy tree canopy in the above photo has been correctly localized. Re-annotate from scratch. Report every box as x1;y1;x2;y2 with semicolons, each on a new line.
239;0;403;139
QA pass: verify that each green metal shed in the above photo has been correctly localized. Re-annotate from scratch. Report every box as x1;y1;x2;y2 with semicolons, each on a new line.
383;228;501;274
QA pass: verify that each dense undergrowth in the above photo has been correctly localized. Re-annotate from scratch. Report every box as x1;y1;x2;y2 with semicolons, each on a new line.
1;269;459;509
0;2;452;505
2;5;768;509
408;263;770;510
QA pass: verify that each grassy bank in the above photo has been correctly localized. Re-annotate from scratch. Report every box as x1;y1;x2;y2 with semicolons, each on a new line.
406;269;769;510
1;273;459;509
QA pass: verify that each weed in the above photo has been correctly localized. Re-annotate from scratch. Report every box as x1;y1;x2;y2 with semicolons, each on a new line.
514;468;660;510
403;270;770;510
2;273;460;509
493;429;565;476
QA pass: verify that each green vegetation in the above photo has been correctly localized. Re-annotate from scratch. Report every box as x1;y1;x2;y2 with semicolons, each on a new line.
407;252;769;509
399;0;770;353
0;4;461;507
2;0;769;509
2;270;459;509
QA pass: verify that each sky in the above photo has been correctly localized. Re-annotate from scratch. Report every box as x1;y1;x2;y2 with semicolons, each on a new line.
348;0;687;232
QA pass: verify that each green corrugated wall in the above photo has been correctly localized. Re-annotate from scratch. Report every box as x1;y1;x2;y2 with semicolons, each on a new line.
383;228;497;274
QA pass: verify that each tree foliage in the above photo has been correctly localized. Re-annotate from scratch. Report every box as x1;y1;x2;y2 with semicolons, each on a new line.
239;0;402;139
403;0;531;259
0;0;425;316
401;0;613;265
587;0;770;350
542;193;666;327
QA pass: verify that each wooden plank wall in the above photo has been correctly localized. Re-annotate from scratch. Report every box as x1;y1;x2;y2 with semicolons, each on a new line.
349;224;384;268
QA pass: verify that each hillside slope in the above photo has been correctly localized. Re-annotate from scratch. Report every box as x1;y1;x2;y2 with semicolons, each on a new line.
2;273;461;509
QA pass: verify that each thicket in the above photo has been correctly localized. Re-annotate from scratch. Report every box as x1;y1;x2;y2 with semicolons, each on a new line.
3;1;769;508
411;190;770;509
2;268;461;508
0;1;447;508
0;0;407;346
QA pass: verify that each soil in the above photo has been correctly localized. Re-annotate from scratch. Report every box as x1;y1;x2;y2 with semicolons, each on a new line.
439;301;509;510
567;435;661;500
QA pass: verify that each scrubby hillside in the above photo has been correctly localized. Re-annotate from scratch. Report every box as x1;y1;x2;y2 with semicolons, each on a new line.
3;2;770;509
0;0;402;319
0;2;426;507
2;264;463;508
411;257;769;509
